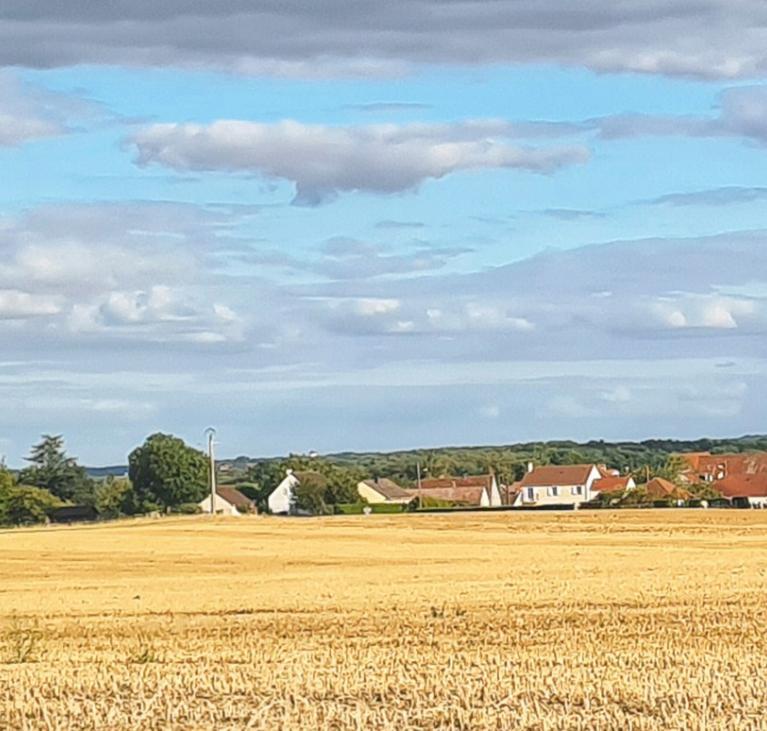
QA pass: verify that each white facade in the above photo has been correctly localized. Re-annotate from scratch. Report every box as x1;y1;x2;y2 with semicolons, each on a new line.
198;493;242;516
520;465;602;507
487;476;503;507
268;471;299;514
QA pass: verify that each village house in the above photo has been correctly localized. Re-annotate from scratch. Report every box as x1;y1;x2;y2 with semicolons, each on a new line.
679;452;767;484
357;478;415;505
199;487;256;516
644;478;690;502
712;474;767;508
411;474;503;507
513;463;604;507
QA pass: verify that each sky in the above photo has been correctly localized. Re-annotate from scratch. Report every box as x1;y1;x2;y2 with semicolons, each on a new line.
2;1;767;465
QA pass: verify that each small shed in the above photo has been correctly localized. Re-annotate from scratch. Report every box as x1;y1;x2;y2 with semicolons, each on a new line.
49;505;99;524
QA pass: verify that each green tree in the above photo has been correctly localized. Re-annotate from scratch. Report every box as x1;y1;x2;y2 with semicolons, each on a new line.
18;435;92;501
0;466;15;491
128;433;208;510
94;477;137;518
0;485;62;525
293;472;330;514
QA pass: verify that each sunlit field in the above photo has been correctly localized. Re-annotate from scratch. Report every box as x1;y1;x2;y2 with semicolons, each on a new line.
2;510;767;729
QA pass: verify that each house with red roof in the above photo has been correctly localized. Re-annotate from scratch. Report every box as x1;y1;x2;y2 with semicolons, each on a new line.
409;474;503;507
679;452;767;484
592;474;636;494
513;463;604;507
644;478;690;502
712;474;767;507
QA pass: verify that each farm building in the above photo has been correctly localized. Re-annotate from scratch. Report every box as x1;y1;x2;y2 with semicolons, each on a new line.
712;474;767;508
515;464;603;507
357;478;415;505
198;487;255;516
411;474;503;507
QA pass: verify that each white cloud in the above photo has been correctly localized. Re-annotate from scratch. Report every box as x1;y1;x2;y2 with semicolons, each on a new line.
131;120;589;204
354;298;401;316
0;202;250;346
0;290;61;319
650;295;758;330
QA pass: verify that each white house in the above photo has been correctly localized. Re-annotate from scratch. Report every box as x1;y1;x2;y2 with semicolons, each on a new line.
198;487;255;516
515;464;603;507
268;470;300;514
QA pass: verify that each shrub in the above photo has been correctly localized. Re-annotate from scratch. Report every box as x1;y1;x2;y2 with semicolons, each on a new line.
172;502;202;515
0;485;62;526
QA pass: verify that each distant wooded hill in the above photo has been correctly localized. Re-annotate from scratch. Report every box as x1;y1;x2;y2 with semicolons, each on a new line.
89;434;767;484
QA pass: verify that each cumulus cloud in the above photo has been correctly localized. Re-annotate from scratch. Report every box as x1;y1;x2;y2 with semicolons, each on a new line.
130;119;590;205
2;2;767;79
0;201;249;345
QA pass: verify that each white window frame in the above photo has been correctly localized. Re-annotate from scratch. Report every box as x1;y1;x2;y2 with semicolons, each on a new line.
526;487;536;501
571;485;583;496
547;486;559;497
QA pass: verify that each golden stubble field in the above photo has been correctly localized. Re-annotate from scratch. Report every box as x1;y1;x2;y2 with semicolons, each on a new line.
2;510;767;730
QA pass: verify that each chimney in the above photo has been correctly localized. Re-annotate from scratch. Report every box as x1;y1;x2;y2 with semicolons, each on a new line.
527;462;534;474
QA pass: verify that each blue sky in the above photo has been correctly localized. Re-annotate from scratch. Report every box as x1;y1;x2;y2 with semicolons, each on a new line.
2;2;767;465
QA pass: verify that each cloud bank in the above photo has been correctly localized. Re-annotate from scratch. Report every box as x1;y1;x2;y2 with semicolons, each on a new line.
3;1;767;79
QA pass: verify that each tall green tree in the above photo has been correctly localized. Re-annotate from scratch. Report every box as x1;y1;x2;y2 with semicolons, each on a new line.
94;477;137;518
128;433;208;510
19;435;92;501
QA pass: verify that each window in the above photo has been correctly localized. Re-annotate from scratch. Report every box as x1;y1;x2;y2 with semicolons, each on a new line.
526;487;536;501
547;486;559;497
571;485;583;495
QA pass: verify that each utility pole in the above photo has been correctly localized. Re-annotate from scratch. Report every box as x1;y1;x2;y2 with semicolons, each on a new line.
205;427;217;515
417;460;423;510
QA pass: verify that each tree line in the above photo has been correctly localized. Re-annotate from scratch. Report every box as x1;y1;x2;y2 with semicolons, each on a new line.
3;432;766;525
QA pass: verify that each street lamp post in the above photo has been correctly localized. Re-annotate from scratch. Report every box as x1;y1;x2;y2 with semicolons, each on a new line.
205;427;217;515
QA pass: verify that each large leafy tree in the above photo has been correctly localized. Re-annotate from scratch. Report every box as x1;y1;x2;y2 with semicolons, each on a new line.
19;435;92;501
128;433;208;510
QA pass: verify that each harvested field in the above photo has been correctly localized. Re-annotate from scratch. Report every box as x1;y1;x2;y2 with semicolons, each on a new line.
2;510;767;729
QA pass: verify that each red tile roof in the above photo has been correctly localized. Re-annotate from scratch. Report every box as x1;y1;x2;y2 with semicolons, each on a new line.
418;475;495;490
405;485;488;506
592;475;632;493
680;452;767;480
520;464;595;487
216;487;255;510
645;478;689;499
713;474;767;499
